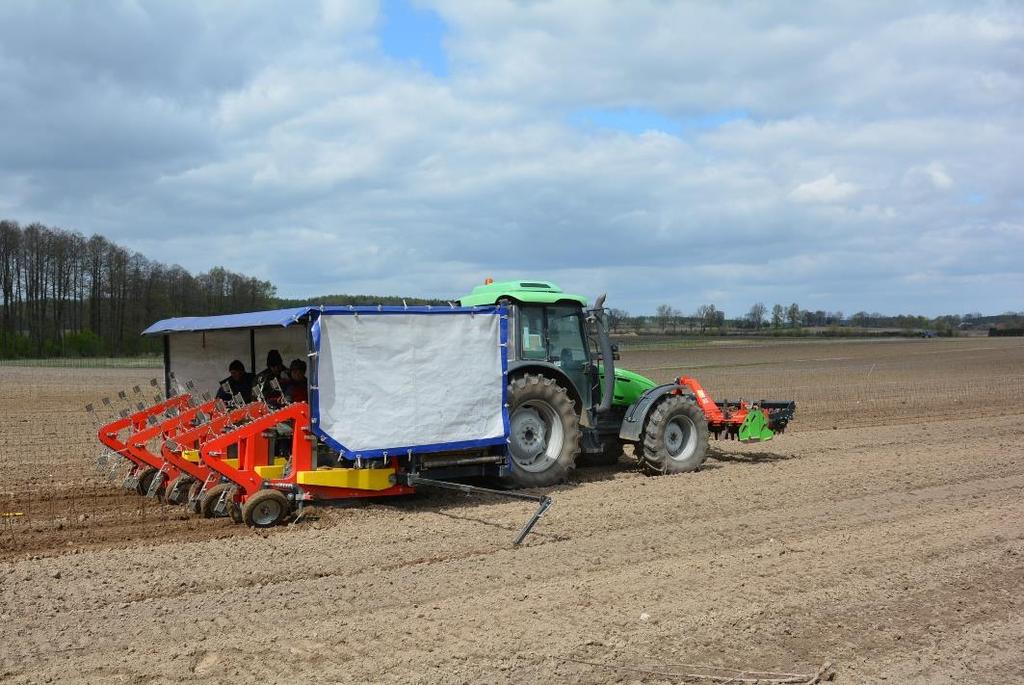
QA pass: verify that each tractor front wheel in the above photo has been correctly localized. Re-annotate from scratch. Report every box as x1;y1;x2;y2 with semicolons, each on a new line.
504;374;581;488
641;395;709;475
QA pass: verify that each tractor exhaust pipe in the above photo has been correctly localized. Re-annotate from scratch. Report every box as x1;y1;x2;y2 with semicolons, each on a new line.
590;293;616;415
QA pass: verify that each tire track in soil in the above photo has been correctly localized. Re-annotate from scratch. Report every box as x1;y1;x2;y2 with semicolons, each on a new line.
3;457;1019;683
3;410;1019;563
0;485;241;561
5;424;1020;619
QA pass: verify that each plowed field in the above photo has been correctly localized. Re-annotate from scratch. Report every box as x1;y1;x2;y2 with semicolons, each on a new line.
1;338;1022;684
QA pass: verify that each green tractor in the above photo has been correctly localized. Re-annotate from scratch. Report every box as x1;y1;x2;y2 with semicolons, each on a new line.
459;280;796;488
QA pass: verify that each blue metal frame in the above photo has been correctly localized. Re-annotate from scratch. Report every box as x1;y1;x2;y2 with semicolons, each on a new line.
308;304;510;459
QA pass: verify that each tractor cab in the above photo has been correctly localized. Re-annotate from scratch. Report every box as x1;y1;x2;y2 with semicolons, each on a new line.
459;279;621;485
460;280;607;415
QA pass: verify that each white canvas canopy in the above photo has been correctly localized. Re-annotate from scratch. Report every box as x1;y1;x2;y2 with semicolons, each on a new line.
312;306;509;457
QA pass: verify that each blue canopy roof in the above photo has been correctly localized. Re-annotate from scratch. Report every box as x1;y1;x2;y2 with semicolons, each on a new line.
142;307;317;335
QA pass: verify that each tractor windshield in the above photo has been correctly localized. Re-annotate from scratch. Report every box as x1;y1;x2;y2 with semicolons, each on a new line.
548;306;587;369
518;304;587;365
518;303;592;407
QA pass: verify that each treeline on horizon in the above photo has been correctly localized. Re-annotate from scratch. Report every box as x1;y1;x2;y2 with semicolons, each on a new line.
1;219;1020;358
0;220;277;357
607;302;1024;337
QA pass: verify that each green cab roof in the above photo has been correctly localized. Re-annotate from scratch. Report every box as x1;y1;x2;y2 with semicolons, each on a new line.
459;279;588;307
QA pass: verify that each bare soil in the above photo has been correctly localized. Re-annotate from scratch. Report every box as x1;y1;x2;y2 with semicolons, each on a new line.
0;338;1022;684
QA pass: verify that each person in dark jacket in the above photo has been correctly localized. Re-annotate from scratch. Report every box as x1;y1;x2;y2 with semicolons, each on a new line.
287;359;308;403
216;360;254;403
255;349;290;405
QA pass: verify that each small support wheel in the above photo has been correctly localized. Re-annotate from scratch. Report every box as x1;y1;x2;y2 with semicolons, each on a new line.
142;469;167;502
165;475;193;505
185;480;204;514
199;483;237;519
135;467;158;496
242;489;292;528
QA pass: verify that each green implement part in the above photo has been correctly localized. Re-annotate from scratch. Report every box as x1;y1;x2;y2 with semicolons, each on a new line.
738;409;774;443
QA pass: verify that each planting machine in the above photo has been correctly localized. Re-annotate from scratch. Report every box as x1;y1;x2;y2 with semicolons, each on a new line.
89;279;795;543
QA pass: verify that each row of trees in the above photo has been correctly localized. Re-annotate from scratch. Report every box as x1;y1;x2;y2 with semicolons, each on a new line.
607;301;994;336
753;303;844;330
605;304;728;335
0;220;276;357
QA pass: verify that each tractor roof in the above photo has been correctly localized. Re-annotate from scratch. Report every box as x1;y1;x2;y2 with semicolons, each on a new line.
459;280;588;307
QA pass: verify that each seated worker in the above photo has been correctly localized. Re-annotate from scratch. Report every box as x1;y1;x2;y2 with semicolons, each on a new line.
287;358;308;403
216;360;254;403
255;349;290;405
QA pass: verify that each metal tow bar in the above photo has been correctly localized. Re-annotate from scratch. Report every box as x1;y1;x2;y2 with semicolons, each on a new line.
403;474;553;546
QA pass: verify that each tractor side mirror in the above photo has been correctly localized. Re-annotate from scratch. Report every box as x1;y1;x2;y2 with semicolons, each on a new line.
611;343;620;361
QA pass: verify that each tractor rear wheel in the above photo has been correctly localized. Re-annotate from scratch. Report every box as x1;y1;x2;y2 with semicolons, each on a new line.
242;489;291;528
504;374;580;487
641;395;709;474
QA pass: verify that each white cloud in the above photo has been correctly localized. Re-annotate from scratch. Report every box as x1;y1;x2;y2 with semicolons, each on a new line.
924;162;954;190
791;174;860;204
0;0;1021;316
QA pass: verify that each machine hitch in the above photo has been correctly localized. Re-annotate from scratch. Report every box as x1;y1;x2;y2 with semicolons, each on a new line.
401;473;553;546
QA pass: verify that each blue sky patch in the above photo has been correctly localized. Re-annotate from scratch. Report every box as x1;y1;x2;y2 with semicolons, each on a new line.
378;0;448;77
569;107;748;136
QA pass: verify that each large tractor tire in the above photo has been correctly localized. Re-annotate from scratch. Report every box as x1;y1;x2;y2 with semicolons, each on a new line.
504;374;581;488
641;395;709;475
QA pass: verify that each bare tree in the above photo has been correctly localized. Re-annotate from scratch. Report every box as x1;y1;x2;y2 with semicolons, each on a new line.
696;304;721;334
606;308;628;333
747;302;767;330
655;304;674;332
786;302;802;328
771;304;784;328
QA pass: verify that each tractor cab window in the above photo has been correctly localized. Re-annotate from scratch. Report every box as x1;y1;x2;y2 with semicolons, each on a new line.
517;302;593;410
517;304;588;367
519;306;547;360
548;306;587;370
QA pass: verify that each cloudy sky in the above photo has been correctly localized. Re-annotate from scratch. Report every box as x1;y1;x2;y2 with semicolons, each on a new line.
1;1;1021;316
